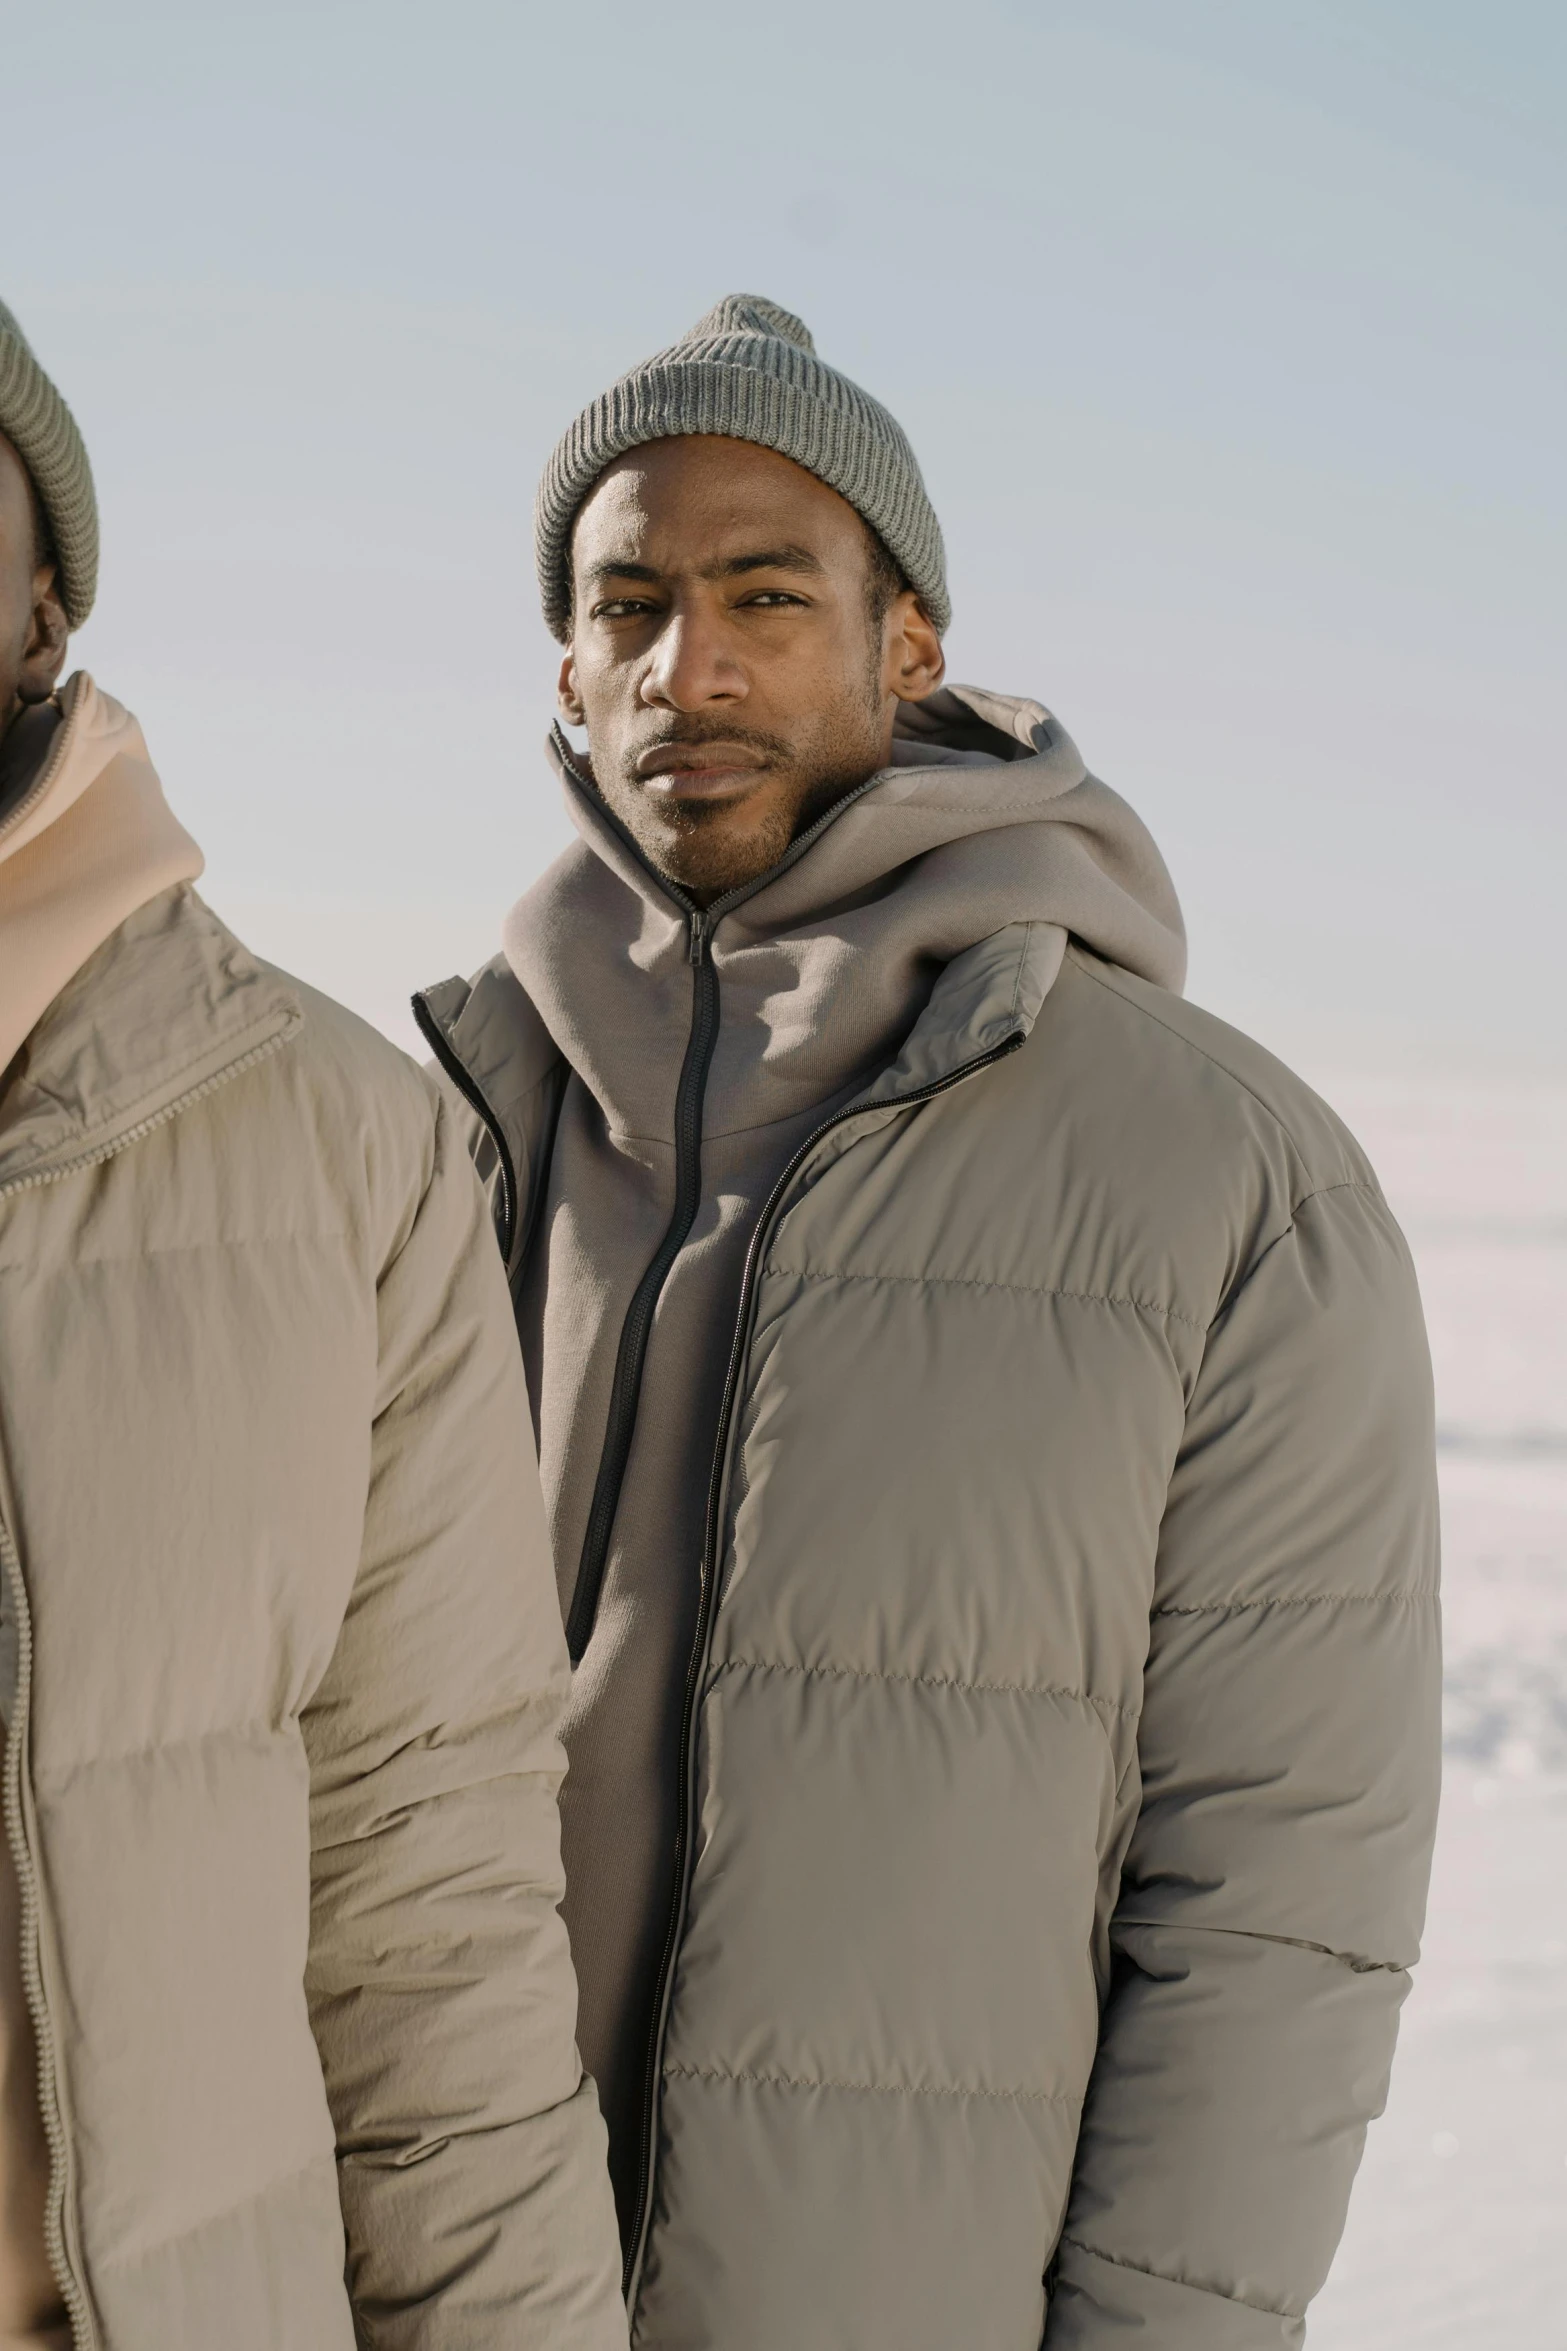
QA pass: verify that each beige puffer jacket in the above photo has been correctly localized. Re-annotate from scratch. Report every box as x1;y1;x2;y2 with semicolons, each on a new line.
0;882;625;2347
422;689;1441;2349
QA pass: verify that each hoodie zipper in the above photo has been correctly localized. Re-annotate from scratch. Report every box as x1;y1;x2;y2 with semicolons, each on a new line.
621;1022;1026;2305
0;1016;297;2347
543;727;889;1671
563;906;719;1663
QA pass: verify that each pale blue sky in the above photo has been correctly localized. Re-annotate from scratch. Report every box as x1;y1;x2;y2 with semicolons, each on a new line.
5;0;1562;1072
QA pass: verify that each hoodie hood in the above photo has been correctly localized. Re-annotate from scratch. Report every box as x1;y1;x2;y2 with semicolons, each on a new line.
502;684;1185;1147
0;673;204;1079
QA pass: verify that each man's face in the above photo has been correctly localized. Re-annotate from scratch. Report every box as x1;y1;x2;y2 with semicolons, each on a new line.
559;435;944;903
0;435;66;749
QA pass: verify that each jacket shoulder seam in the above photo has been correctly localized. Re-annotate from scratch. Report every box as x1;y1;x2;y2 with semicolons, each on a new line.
1065;951;1379;1196
663;2060;1078;2108
710;1652;1139;1722
1058;2234;1296;2323
764;1261;1208;1333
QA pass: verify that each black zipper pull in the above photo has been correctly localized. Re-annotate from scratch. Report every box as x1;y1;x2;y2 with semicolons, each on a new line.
688;909;708;967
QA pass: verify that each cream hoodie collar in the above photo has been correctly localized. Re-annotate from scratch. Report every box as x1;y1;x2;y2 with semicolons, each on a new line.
0;673;204;1076
500;686;1186;1149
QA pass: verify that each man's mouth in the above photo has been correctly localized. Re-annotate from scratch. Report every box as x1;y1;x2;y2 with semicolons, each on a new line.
633;741;772;798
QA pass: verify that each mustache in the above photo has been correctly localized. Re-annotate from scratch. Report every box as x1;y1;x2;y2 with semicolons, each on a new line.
623;721;794;778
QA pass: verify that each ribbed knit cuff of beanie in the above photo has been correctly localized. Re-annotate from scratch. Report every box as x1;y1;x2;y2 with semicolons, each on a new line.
534;293;950;643
0;299;99;630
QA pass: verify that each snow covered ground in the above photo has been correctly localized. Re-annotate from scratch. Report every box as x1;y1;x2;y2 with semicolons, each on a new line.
1309;1081;1567;2349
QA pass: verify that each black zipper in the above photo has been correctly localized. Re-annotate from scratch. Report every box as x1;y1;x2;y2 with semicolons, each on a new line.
411;991;520;1269
564;906;718;1663
621;1022;1027;2304
547;727;891;1671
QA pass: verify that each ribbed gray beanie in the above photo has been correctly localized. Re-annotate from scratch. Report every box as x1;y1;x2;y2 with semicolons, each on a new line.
0;298;98;628
536;293;949;641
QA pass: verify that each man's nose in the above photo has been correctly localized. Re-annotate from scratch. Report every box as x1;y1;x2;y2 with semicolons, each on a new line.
640;602;745;710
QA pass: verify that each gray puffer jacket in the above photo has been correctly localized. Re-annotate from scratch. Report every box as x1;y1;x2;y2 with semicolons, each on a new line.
421;688;1441;2350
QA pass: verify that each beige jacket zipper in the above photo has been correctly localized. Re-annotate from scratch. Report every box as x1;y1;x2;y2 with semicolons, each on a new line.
0;1518;95;2351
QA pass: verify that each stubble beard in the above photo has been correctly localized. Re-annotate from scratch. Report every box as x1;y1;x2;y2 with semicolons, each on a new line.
597;677;889;903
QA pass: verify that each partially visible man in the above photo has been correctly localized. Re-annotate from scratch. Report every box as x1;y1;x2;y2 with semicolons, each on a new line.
421;296;1441;2349
0;298;625;2347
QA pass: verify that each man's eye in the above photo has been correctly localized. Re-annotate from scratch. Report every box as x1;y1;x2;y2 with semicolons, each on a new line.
593;598;656;619
740;591;807;609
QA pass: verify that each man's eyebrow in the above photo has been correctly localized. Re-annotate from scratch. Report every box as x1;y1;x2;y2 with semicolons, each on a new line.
583;558;661;585
713;545;825;578
581;544;826;589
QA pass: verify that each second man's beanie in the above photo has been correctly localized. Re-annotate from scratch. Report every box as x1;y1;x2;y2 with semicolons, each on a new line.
0;299;97;629
535;294;949;642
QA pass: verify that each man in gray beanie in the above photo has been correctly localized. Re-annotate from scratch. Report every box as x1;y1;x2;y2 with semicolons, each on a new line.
421;295;1440;2349
0;298;625;2347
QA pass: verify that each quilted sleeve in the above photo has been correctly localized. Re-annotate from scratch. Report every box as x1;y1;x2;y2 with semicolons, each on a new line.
1045;1179;1441;2347
301;1085;625;2349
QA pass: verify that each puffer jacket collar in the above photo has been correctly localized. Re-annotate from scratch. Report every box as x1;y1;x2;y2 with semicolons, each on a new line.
417;913;1057;1286
865;916;1063;1101
418;900;1052;1157
0;883;302;1196
417;684;1180;1254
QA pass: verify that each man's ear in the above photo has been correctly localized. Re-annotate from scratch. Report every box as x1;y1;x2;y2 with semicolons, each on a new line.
557;647;585;726
18;563;68;704
886;590;945;707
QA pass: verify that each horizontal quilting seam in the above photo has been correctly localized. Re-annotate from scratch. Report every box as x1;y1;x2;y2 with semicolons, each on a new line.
1218;1181;1393;1305
763;1261;1207;1330
1287;1176;1384;1216
1058;2235;1298;2323
6;1228;354;1271
1112;1918;1412;1977
664;2062;1078;2108
36;1715;291;1790
1153;1588;1436;1617
709;1653;1139;1723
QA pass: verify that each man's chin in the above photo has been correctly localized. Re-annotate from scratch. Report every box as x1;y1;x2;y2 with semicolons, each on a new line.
632;799;795;902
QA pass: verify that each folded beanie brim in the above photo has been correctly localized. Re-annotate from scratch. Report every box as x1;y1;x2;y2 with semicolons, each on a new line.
0;302;98;630
534;298;949;641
